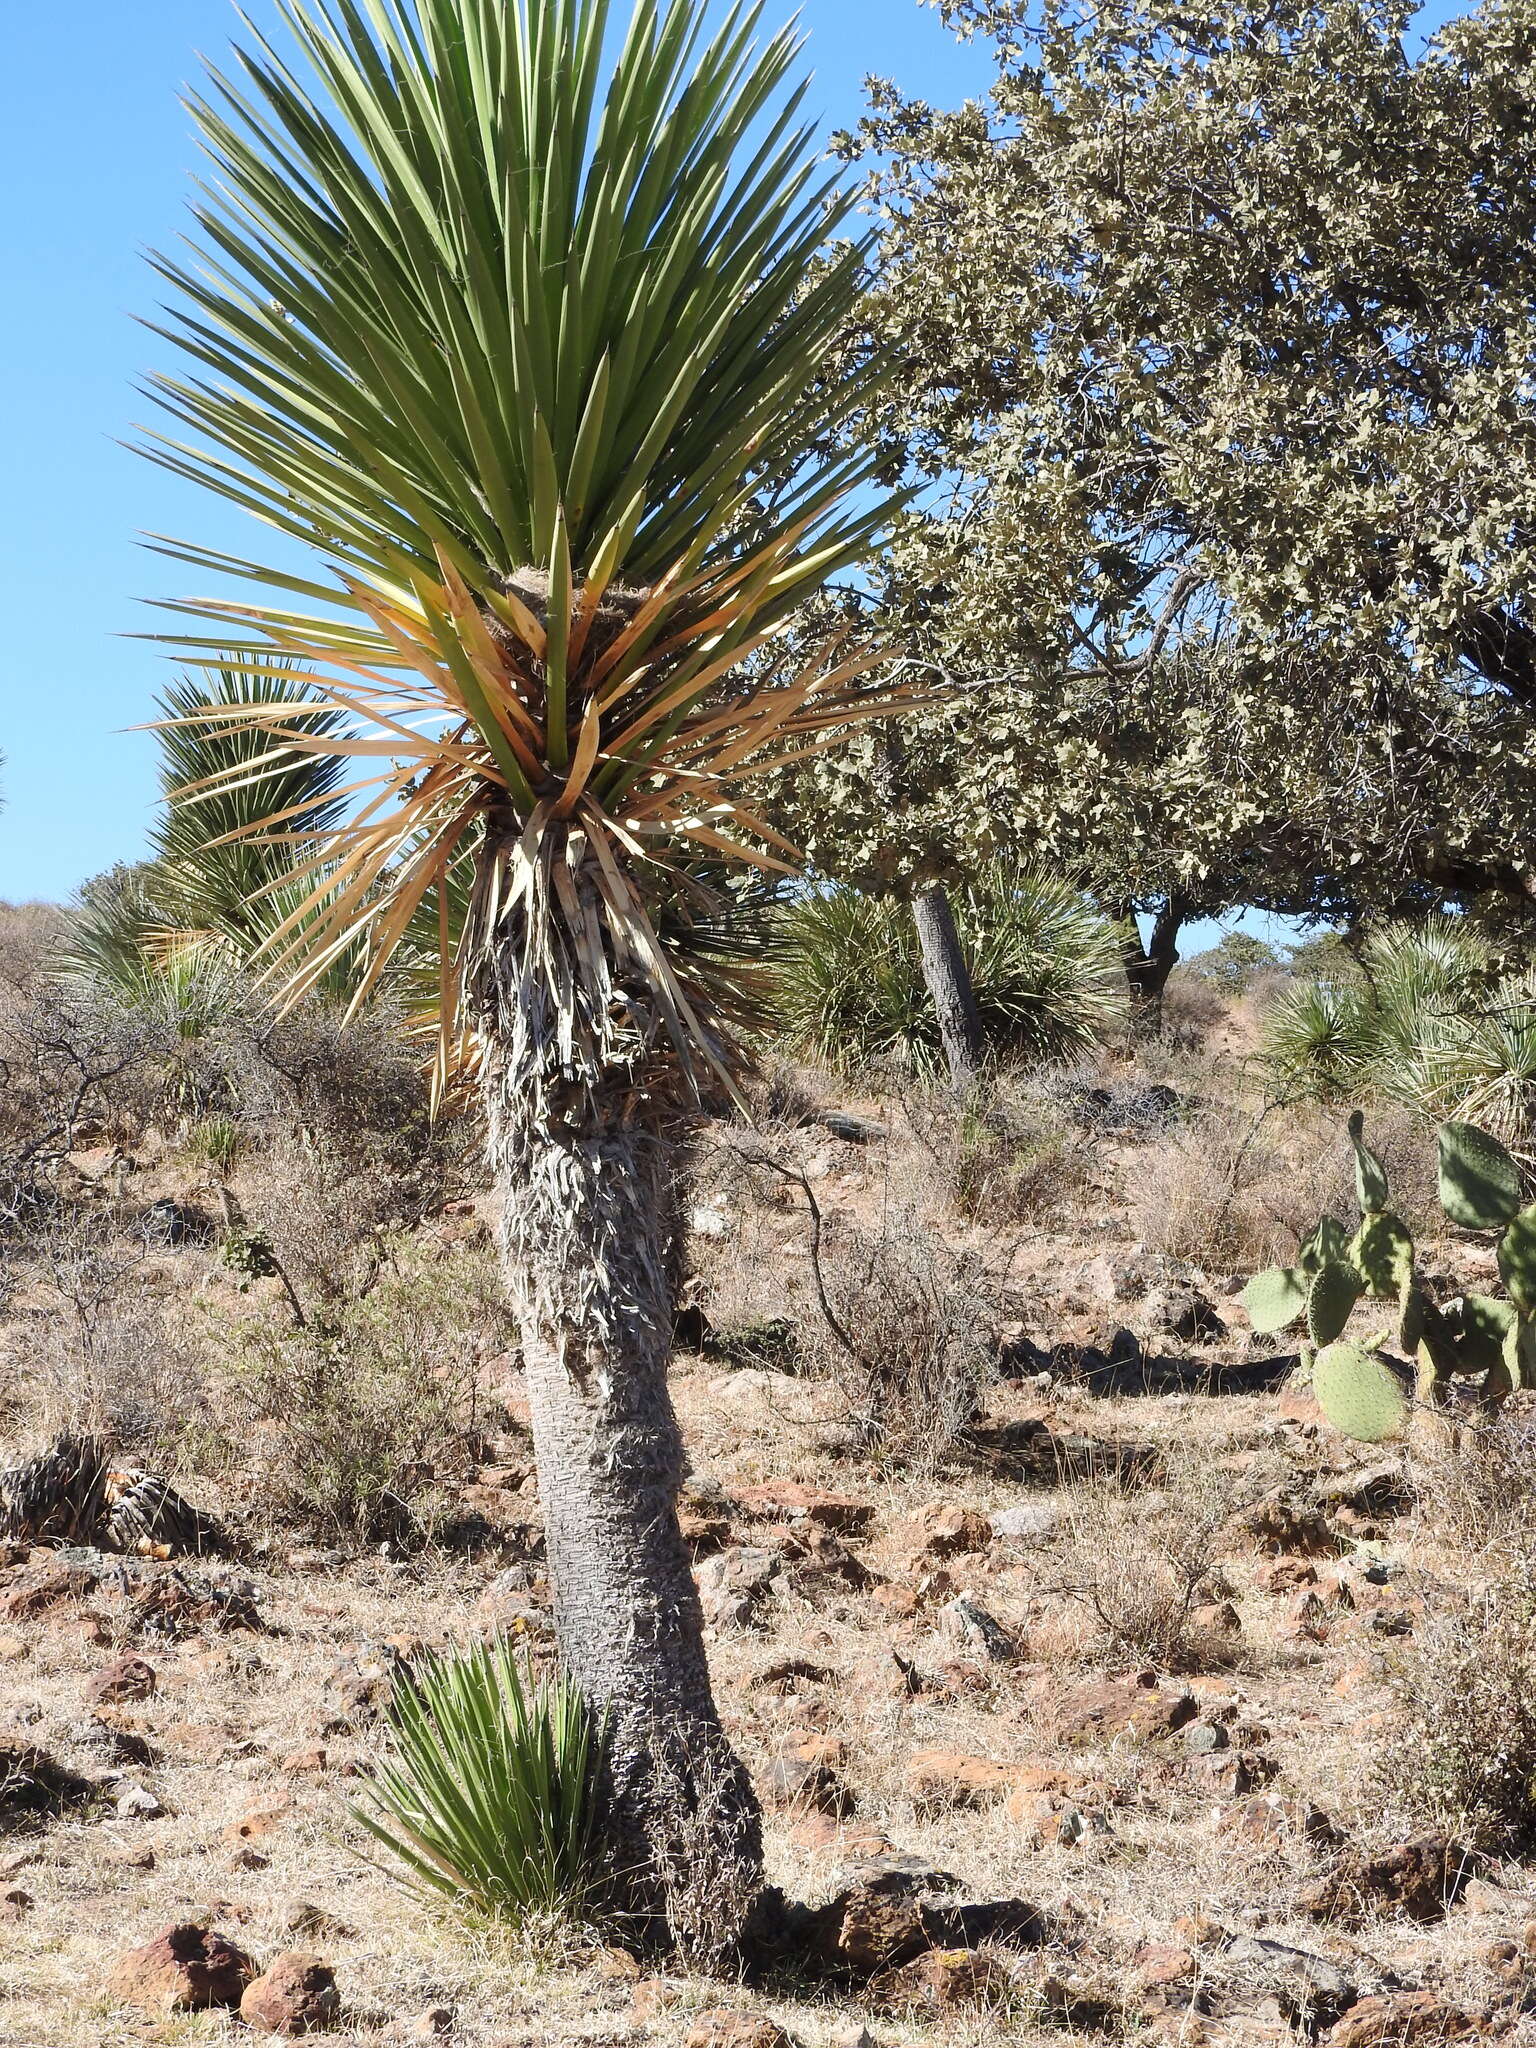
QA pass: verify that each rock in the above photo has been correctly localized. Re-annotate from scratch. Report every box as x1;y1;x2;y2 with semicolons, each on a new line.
871;1947;1018;2014
0;1632;30;1661
806;1855;959;1976
765;1734;853;1815
1056;1674;1196;1743
0;1737;92;1819
1141;1283;1225;1343
1184;1721;1230;1755
115;1784;164;1820
733;1480;874;1535
223;1793;296;1845
899;1503;990;1557
1322;1992;1483;2044
0;1561;95;1620
991;1504;1064;1544
240;1952;342;2036
1312;1462;1410;1516
1303;1834;1475;1924
399;2009;455;2040
936;1594;1015;1662
696;1546;780;1630
683;2014;796;2048
1245;1496;1344;1557
107;1922;256;2014
1216;1935;1359;2029
0;1887;34;1920
905;1750;1023;1811
1221;1793;1338;1844
86;1656;158;1706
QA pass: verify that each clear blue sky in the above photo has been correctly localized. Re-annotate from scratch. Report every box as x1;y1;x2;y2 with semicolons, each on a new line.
0;0;1462;911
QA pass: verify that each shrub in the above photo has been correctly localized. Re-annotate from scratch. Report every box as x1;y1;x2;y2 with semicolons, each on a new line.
352;1638;607;1924
1048;1461;1260;1670
772;863;1127;1078
802;1201;1006;1469
212;1251;509;1538
1381;1559;1536;1851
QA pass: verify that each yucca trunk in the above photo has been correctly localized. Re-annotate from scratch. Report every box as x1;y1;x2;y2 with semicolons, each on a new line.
912;881;986;1088
477;997;762;1941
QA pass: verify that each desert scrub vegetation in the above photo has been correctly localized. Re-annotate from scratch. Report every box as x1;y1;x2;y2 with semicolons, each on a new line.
1381;1556;1536;1851
1260;918;1536;1146
209;1246;511;1542
772;862;1127;1078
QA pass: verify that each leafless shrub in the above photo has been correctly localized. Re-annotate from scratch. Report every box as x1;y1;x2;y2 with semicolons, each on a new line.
1160;972;1228;1051
1046;1460;1263;1670
1379;1558;1536;1850
17;1214;213;1459
902;1083;1095;1227
807;1206;1006;1471
236;1137;397;1317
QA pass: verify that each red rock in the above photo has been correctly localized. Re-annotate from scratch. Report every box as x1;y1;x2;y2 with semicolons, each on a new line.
239;1952;341;2036
107;1923;255;2014
1303;1834;1474;1924
733;1480;875;1535
223;1794;295;1845
1221;1794;1337;1845
898;1501;990;1557
1321;1991;1483;2044
905;1749;1023;1810
683;2013;796;2048
872;1947;1017;2013
85;1656;157;1706
0;1561;94;1621
1055;1675;1196;1743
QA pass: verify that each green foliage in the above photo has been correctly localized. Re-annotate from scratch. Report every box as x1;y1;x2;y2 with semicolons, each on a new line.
771;863;1127;1078
186;1115;241;1174
1350;1212;1414;1301
1440;1120;1524;1231
815;0;1536;934
351;1638;606;1923
1240;1266;1308;1336
1260;979;1372;1102
1307;1261;1362;1347
1243;1109;1536;1441
1311;1342;1410;1444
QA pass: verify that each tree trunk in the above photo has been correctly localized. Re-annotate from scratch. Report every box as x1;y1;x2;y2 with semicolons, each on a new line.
1113;897;1187;1036
911;880;986;1088
478;1043;762;1951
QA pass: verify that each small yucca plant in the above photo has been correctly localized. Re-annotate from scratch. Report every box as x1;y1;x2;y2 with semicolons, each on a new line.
351;1639;607;1924
774;863;1127;1077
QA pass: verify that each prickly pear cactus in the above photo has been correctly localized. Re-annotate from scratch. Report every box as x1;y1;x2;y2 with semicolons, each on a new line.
1308;1259;1362;1346
1439;1121;1522;1232
1498;1207;1536;1316
1350;1211;1415;1300
1312;1342;1411;1443
1241;1266;1309;1335
1347;1109;1389;1214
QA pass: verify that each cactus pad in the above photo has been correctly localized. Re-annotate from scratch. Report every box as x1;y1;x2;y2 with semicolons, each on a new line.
1300;1216;1351;1274
1438;1121;1521;1231
1498;1207;1536;1314
1347;1111;1389;1215
1241;1267;1309;1335
1308;1259;1362;1345
1444;1292;1517;1374
1312;1342;1410;1442
1350;1212;1414;1299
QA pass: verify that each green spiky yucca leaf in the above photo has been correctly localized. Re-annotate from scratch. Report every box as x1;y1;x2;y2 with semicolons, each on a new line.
350;1638;606;1920
141;0;918;1103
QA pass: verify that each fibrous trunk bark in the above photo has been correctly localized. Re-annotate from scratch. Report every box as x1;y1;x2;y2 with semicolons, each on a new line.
478;1042;762;1950
911;880;986;1089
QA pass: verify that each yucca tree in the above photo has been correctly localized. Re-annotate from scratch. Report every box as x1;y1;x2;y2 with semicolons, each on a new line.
141;0;910;1935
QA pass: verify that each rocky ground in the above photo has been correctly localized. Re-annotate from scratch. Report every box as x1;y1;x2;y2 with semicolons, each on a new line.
5;1044;1536;2046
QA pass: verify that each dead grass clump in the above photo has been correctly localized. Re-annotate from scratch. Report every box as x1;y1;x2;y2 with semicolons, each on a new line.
19;1214;213;1460
905;1086;1095;1227
1045;1459;1262;1670
1134;1106;1292;1270
1379;1558;1536;1850
1412;1412;1536;1561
